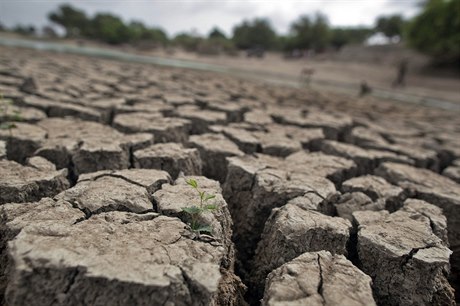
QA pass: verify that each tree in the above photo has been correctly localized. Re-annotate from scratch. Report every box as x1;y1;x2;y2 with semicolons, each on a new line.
209;27;226;39
89;13;131;44
289;13;331;52
330;27;373;49
407;0;460;66
232;18;276;49
126;21;168;45
13;25;36;36
375;14;404;38
48;4;90;37
173;33;203;51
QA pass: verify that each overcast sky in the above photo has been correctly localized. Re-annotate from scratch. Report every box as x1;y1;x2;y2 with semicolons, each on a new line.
0;0;420;36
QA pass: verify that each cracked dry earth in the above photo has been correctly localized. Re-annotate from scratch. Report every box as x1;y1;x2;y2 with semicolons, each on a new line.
0;46;459;306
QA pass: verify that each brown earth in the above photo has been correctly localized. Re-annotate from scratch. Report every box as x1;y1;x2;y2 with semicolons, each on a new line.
0;45;460;305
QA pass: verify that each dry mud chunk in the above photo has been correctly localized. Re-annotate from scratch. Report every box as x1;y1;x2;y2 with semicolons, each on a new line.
4;210;240;306
113;112;191;143
262;251;376;306
213;126;260;154
203;100;248;122
347;127;439;170
0;160;69;204
0;198;85;303
120;133;155;151
116;100;174;116
154;176;233;252
0;85;23;101
0;122;47;162
383;143;440;171
175;105;227;134
0;75;22;86
22;96;101;122
0;105;46;123
321;140;413;174
244;110;273;125
252;131;302;157
335;192;384;221
223;153;284;210
272;109;353;140
252;204;351;294
401;198;449;245
354;210;455;305
0;85;23;102
443;165;460;183
364;119;423;139
284;151;357;185
267;124;325;150
134;143;202;179
36;118;130;174
345;126;388;148
375;162;460;256
342;175;406;211
188;133;244;183
25;156;56;171
56;169;170;215
85;97;126;123
163;94;195;106
224;158;337;275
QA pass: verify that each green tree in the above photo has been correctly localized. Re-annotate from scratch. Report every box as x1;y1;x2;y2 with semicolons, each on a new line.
375;14;404;38
331;27;373;49
89;13;131;44
127;21;168;45
209;27;226;39
232;18;276;49
289;13;331;52
13;25;36;36
173;32;203;51
48;4;90;37
407;0;460;65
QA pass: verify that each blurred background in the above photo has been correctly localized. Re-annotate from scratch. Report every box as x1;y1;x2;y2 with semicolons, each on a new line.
1;0;459;103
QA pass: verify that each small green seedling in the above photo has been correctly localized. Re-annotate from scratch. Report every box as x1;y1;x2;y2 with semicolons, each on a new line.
0;94;21;135
182;178;218;235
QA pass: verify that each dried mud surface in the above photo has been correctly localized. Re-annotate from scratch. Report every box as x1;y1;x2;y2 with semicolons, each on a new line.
0;46;460;305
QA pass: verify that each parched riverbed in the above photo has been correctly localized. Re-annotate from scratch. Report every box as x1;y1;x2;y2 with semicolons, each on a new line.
0;45;460;305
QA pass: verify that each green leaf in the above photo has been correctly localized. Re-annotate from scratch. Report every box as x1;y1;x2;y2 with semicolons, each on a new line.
182;206;202;215
204;194;216;201
199;191;205;200
204;204;217;211
186;178;198;188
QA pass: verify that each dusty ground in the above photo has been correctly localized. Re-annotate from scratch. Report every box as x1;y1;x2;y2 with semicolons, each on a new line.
0;45;460;305
139;44;460;104
3;32;459;105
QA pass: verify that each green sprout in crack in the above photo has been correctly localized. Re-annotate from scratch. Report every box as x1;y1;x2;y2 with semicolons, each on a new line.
182;178;218;235
0;93;21;136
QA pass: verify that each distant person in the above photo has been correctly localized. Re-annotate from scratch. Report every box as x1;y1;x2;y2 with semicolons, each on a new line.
359;81;372;97
393;59;408;87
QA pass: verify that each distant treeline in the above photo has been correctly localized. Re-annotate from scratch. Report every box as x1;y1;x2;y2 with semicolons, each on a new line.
1;0;458;66
0;4;401;52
